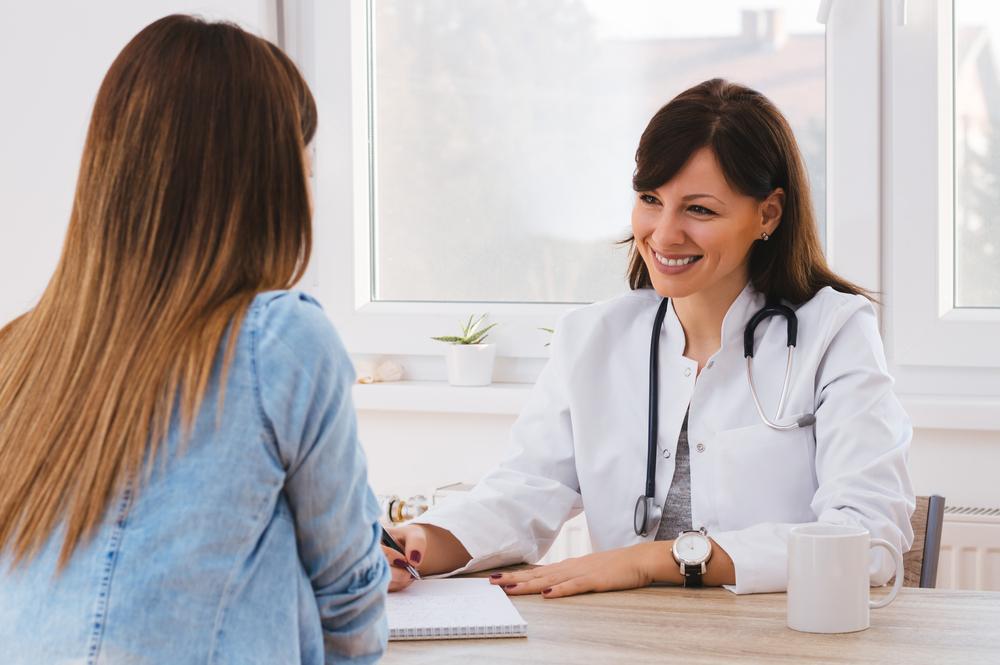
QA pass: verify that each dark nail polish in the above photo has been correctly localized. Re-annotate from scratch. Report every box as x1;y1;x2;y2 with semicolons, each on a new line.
409;551;422;564
504;584;517;589
542;588;552;594
489;573;503;579
392;559;408;569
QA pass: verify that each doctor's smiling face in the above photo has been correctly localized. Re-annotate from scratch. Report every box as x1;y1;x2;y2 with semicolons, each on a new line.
631;146;784;301
625;79;836;308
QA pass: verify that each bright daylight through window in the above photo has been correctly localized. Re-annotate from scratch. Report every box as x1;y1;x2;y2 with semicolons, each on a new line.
369;0;826;303
955;0;1000;307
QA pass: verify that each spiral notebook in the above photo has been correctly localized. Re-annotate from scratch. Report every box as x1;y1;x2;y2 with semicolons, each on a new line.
386;579;528;641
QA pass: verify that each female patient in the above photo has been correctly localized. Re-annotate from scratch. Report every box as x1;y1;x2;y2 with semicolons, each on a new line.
0;15;387;664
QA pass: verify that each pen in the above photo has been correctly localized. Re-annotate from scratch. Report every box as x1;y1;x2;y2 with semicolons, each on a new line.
381;526;422;580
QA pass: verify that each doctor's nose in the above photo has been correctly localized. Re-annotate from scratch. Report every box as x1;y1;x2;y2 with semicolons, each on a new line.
648;210;687;247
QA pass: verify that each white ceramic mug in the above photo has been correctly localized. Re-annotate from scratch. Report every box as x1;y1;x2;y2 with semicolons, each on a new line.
787;523;904;633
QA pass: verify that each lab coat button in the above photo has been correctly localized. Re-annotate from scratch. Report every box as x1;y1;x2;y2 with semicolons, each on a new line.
662;449;671;459
683;367;692;377
696;442;706;453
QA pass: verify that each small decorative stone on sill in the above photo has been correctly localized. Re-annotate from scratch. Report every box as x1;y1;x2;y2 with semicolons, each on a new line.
356;359;405;384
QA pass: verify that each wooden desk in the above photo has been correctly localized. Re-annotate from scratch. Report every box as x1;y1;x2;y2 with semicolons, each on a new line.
383;585;1000;664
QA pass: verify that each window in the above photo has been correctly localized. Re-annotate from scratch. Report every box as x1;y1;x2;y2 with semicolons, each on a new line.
299;0;879;378
886;0;1000;427
955;0;1000;307
370;0;827;304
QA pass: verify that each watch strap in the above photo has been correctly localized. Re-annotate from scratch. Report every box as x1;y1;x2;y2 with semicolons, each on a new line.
682;562;703;588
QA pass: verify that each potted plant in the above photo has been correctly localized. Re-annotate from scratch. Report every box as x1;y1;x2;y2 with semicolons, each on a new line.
431;314;498;386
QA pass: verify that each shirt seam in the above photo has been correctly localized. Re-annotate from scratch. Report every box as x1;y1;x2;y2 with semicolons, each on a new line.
207;296;279;664
85;484;133;665
206;489;276;664
250;292;339;479
250;297;279;447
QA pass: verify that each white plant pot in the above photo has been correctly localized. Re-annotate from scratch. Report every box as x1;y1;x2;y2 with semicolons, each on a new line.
445;343;496;386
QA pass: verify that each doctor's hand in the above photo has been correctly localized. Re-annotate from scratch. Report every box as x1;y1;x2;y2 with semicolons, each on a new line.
381;524;425;592
488;542;671;599
380;523;474;591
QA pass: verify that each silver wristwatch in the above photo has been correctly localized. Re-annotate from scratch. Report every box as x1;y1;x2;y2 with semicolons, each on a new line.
671;527;713;587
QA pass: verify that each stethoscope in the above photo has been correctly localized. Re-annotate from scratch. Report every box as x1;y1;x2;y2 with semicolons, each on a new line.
633;297;817;537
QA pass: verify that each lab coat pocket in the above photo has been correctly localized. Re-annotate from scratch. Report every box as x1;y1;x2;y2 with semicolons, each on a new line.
712;419;817;532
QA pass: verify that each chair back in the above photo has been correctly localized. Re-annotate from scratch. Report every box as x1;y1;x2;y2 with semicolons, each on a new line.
903;495;946;588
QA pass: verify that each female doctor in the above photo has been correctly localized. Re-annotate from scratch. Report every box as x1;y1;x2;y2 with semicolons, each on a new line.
382;78;915;597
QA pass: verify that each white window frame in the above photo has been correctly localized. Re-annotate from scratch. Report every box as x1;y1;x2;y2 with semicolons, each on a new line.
305;0;575;369
288;0;884;388
824;0;883;292
883;0;1000;428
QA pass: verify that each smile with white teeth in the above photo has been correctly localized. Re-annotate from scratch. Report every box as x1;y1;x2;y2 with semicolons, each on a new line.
654;252;702;267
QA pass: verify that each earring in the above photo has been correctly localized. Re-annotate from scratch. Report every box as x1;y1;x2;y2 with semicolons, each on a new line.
760;231;770;241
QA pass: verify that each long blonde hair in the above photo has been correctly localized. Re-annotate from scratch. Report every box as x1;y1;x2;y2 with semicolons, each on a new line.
0;15;317;569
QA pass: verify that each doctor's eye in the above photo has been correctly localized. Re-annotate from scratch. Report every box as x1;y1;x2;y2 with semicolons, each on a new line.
687;204;717;217
639;193;660;206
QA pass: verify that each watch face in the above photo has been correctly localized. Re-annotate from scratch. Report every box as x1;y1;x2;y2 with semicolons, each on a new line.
675;532;711;563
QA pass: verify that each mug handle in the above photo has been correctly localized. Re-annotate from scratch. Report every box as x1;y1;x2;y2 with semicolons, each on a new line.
869;538;904;609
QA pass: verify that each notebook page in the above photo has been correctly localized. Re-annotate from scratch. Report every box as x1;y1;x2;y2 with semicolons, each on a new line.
387;579;527;640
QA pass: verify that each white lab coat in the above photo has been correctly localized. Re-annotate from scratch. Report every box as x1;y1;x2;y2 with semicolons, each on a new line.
414;282;915;594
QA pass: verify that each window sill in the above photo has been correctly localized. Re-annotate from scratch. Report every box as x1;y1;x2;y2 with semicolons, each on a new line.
351;380;532;415
351;383;999;430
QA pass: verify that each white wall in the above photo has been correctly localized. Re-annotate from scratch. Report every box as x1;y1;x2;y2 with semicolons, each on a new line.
908;429;1000;508
357;411;1000;512
0;1;273;326
358;411;515;499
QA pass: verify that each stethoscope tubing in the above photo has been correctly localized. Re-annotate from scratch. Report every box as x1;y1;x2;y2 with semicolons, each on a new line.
645;298;670;499
748;348;802;430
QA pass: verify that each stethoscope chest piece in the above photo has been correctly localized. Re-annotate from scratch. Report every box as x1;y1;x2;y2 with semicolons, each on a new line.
634;494;662;538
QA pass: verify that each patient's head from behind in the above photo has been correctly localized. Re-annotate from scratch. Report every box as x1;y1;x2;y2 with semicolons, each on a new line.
77;13;318;293
625;78;838;306
0;14;316;569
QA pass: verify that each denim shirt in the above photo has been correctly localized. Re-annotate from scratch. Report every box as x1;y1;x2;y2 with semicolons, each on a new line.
0;291;389;664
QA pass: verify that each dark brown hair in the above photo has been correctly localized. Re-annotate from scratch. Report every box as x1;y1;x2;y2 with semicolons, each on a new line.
0;15;316;568
625;78;871;304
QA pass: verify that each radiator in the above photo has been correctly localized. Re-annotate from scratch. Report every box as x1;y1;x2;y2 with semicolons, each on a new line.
936;506;1000;592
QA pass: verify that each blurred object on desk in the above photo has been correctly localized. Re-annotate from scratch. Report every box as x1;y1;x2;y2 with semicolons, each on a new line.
378;493;429;526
